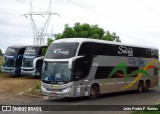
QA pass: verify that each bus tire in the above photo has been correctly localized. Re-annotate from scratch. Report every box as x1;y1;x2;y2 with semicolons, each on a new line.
137;81;144;93
88;84;99;99
144;80;150;92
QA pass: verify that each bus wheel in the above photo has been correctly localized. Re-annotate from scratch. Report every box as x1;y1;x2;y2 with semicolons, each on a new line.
144;80;150;92
137;81;144;93
88;85;99;99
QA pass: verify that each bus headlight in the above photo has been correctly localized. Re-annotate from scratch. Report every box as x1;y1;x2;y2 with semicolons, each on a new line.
62;87;72;92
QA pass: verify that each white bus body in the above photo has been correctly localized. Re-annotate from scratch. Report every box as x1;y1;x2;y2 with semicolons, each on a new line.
41;38;159;98
21;45;47;76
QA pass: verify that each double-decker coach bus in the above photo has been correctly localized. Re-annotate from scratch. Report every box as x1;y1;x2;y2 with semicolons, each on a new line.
21;45;47;76
41;38;159;99
2;45;27;75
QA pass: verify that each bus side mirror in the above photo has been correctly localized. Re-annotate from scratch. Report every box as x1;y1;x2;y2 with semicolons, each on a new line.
68;56;84;69
68;59;73;69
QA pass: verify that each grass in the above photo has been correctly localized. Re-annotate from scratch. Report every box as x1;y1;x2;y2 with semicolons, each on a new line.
132;111;160;114
0;56;2;65
0;56;3;73
28;82;42;96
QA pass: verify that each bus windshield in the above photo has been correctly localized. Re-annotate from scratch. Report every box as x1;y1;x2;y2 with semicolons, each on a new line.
22;57;34;67
42;62;71;83
45;42;79;59
3;57;14;67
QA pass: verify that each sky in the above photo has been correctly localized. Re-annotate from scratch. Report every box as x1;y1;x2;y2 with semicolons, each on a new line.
0;0;160;53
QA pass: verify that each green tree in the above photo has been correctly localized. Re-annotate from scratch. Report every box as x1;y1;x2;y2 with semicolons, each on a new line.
0;49;2;54
47;38;54;46
47;22;121;46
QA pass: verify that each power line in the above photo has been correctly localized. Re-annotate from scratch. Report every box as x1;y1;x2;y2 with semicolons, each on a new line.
137;0;160;16
66;0;118;23
0;9;63;29
16;0;29;5
0;8;21;12
16;0;160;41
17;0;158;43
16;0;47;11
16;0;78;22
0;34;32;37
117;32;160;45
1;0;159;46
22;0;60;45
15;0;67;28
66;0;160;39
0;10;19;17
68;0;160;45
0;10;159;47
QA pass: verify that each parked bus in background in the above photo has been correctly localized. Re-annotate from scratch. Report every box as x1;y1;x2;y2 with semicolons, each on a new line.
41;38;159;99
21;45;47;76
2;45;27;75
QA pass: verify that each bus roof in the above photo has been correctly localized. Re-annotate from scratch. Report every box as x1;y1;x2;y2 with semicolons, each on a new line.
7;45;27;49
26;45;47;48
7;45;47;50
53;38;158;50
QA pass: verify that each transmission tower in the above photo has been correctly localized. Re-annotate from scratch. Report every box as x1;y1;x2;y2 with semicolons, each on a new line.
24;0;60;45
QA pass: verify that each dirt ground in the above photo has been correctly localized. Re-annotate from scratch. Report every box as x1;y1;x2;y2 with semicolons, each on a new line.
0;73;42;104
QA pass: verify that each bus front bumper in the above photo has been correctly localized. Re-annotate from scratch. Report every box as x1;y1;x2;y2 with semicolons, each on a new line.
21;67;40;76
41;82;75;98
1;66;16;75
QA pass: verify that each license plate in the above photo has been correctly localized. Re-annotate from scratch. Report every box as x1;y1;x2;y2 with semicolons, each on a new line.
51;92;56;96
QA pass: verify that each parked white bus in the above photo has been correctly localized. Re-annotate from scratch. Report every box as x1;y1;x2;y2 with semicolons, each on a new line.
2;45;27;76
41;38;159;99
21;45;47;76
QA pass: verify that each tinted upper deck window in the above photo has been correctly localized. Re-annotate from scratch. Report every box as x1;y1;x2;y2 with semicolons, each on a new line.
5;47;19;56
24;47;41;56
45;42;79;59
78;42;93;56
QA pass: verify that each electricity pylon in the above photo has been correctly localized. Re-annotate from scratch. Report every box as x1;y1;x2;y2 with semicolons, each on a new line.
24;0;60;45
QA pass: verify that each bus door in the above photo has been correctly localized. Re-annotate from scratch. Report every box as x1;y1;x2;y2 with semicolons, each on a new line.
73;42;93;85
